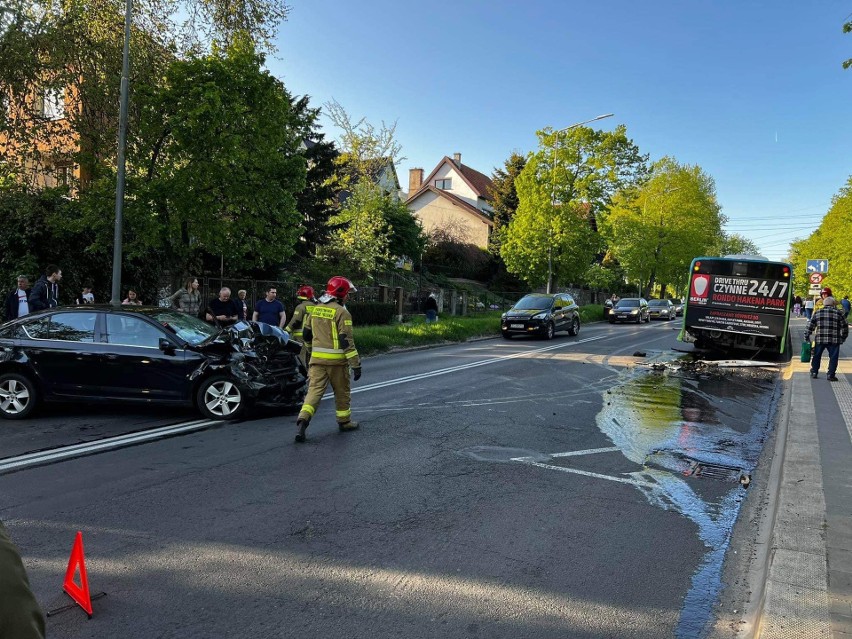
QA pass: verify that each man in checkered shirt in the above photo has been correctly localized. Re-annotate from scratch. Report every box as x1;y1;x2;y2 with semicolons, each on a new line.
805;296;849;381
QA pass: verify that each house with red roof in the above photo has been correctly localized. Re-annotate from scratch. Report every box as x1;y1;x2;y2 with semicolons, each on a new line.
405;153;494;249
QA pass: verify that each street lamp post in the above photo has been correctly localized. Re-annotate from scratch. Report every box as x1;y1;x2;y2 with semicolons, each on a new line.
546;113;614;294
110;0;133;305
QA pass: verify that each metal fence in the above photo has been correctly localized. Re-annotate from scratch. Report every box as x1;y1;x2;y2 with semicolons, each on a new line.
157;274;610;322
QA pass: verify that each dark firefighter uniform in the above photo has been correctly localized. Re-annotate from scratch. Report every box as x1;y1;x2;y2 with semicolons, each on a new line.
296;298;360;437
0;521;45;639
285;298;315;369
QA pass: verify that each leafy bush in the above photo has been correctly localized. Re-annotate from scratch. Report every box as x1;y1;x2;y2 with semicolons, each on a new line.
579;304;604;323
348;301;396;326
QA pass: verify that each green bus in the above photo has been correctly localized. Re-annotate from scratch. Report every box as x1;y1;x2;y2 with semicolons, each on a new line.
678;255;793;354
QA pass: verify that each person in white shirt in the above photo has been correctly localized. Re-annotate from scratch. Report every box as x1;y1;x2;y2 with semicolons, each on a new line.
76;285;95;304
3;275;30;321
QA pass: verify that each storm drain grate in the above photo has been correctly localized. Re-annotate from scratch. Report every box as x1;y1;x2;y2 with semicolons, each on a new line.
686;462;743;482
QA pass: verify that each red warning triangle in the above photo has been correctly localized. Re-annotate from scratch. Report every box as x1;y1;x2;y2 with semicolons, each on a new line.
63;531;93;616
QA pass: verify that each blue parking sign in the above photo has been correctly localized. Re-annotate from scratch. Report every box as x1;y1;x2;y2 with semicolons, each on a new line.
806;259;828;273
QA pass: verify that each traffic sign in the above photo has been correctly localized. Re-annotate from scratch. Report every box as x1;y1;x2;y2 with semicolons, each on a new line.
809;284;822;294
806;259;829;273
809;272;823;285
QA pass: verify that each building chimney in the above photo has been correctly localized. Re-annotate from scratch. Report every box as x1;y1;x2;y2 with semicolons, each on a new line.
452;153;462;167
409;168;423;194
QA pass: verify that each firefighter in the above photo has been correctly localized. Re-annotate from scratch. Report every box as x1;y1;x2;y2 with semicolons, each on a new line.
295;276;362;443
285;285;317;370
0;521;46;639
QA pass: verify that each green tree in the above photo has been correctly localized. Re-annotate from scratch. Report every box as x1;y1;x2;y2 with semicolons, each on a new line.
717;233;761;257
789;176;852;297
843;13;851;69
501;124;648;289
291;97;341;259
601;157;723;298
324;181;392;275
63;37;306;280
489;152;526;255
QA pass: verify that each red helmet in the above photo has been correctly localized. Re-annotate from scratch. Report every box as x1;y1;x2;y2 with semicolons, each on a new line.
821;287;832;296
296;285;315;300
326;276;356;299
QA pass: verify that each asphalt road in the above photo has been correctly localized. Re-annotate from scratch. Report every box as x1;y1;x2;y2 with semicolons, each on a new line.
0;319;781;639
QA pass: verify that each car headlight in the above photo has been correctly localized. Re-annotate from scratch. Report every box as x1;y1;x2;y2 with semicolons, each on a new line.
501;313;507;320
630;309;639;314
532;312;548;320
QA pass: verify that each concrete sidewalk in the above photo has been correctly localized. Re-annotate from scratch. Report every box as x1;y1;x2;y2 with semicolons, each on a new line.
756;317;851;638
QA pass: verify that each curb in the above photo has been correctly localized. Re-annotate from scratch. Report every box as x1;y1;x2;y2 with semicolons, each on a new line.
738;355;793;638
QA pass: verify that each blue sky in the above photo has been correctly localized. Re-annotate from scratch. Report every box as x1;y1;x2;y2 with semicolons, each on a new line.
269;1;852;262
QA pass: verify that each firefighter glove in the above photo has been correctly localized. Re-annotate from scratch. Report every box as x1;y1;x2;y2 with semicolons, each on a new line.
352;367;362;381
302;326;312;343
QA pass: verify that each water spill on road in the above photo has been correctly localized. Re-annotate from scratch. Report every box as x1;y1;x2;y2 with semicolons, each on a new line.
597;352;779;638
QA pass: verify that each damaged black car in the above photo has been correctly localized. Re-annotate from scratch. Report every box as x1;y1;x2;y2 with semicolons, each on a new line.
0;306;307;421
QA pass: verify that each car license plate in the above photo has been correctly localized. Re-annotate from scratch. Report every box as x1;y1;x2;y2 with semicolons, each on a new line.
510;323;524;329
617;315;627;319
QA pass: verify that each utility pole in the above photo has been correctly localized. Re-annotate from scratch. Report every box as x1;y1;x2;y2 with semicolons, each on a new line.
110;0;132;305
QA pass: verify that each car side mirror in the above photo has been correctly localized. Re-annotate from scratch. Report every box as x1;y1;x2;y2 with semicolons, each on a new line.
159;338;176;354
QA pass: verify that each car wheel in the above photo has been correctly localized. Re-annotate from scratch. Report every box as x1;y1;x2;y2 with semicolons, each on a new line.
0;373;38;420
568;316;580;336
196;375;246;420
544;322;555;340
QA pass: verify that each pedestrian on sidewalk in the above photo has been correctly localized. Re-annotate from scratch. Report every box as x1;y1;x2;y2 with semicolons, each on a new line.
3;275;30;322
169;277;202;315
793;295;802;317
805;296;848;382
29;264;61;312
236;289;249;322
841;295;851;319
122;289;142;305
0;521;45;639
804;297;815;320
425;292;439;323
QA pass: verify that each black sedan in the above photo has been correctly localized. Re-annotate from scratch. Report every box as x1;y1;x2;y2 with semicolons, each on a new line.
0;306;307;420
501;293;580;339
648;299;676;321
608;298;650;324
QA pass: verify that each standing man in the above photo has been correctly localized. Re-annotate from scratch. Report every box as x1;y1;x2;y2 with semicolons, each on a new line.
252;286;286;328
205;287;240;326
285;285;316;368
29;265;61;312
295;276;361;443
841;295;851;319
806;296;848;382
4;275;30;322
0;521;45;639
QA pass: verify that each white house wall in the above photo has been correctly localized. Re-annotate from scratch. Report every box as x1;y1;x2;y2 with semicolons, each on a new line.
409;190;491;249
431;163;479;208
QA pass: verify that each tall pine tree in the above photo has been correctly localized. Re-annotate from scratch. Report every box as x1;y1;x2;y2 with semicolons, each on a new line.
489;152;526;255
292;96;340;258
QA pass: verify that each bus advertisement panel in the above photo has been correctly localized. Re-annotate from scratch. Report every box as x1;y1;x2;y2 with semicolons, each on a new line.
681;257;793;353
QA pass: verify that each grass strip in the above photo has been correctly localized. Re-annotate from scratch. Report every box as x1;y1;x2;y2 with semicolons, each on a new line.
355;305;605;356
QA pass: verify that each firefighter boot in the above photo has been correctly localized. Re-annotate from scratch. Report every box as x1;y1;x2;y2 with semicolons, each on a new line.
295;419;309;443
338;421;360;433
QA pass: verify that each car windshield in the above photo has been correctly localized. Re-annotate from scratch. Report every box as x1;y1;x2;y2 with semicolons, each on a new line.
671;299;682;305
148;310;218;345
615;299;641;308
648;300;668;307
513;296;552;311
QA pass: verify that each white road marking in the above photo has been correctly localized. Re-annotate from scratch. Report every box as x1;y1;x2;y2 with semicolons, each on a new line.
517;460;654;488
511;446;652;488
550;446;621;458
0;419;219;474
325;335;607;399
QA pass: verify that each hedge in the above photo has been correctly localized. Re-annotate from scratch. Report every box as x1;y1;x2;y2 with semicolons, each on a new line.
347;301;396;326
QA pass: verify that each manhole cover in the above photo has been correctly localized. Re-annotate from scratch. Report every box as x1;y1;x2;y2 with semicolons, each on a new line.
686;462;742;482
